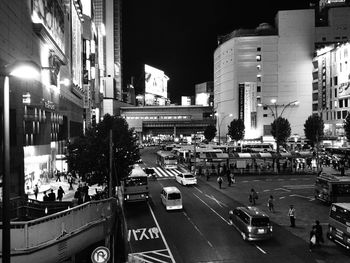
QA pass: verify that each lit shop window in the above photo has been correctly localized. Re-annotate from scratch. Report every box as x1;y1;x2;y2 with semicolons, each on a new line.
257;75;262;82
335;101;338;108
256;55;261;61
257;65;261;71
257;86;261;92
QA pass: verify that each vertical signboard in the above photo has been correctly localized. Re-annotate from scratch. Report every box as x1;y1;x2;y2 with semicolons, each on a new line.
72;4;82;89
238;83;245;120
322;58;327;109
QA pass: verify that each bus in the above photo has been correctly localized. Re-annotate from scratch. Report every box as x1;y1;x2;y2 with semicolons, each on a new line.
122;165;149;202
314;174;350;203
156;150;178;169
242;143;273;153
327;203;350;249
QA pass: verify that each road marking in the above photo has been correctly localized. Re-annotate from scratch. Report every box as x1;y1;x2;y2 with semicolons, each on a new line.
253;180;260;182
279;196;286;199
193;193;230;225
183;211;213;248
274;188;291;192
283;184;314;189
148;203;176;263
263;189;271;192
255;245;267;254
289;194;314;201
194;186;203;193
277;179;285;181
242;180;249;183
128;227;160;241
129;249;172;263
204;194;228;208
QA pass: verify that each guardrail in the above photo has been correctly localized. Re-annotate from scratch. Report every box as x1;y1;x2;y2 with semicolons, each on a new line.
0;198;117;251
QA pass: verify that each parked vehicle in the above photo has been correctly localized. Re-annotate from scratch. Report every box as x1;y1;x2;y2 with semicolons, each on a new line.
327;202;350;249
229;206;273;241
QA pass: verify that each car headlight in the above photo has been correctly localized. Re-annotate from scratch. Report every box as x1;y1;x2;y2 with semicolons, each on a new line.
247;226;253;232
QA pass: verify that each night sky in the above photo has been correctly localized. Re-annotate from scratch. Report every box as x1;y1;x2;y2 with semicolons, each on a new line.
122;0;316;104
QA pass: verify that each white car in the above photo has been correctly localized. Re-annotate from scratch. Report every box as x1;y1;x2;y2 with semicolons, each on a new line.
175;172;197;186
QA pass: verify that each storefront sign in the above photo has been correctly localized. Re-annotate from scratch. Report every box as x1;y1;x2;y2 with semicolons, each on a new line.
321;58;327;109
43;100;55;110
238;83;245;120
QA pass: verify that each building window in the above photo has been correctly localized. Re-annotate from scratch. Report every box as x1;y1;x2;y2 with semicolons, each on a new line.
335;88;337;97
257;86;261;92
337;111;342;119
312;104;318;111
346;99;349;108
334;76;338;86
335;100;338;108
256;55;261;61
330;78;332;86
342;36;348;40
257;97;261;104
263;114;268;117
340;63;342;72
335;36;341;40
343;110;348;119
257;47;261;52
326;112;328;120
263;106;268;110
322;37;326;41
339;99;343;108
312;93;318;101
257;65;261;70
257;75;261;82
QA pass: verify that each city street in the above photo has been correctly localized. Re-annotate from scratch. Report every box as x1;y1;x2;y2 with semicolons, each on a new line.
123;147;350;262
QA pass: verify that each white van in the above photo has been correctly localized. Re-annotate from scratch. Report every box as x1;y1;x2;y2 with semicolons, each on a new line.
160;186;183;211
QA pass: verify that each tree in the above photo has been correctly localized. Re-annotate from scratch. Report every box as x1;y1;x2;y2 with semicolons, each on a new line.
204;124;217;142
271;117;291;147
227;119;245;143
66;114;140;187
344;112;350;141
304;114;324;147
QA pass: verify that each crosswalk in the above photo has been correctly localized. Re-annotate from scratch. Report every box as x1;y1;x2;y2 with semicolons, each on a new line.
149;166;187;178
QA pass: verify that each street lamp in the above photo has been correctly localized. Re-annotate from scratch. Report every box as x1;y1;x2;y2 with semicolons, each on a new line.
215;113;233;145
1;60;41;263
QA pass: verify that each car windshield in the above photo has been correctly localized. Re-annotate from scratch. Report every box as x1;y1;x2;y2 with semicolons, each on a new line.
168;193;181;200
251;217;270;227
184;174;194;178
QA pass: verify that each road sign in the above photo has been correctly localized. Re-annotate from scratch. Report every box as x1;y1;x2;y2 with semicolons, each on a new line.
91;246;110;263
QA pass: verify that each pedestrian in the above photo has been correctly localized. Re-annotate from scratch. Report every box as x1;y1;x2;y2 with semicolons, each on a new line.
314;220;324;246
309;225;317;251
68;176;74;190
229;171;235;185
288;205;296;227
57;186;65;201
267;195;274;212
249;188;258;205
205;168;210;181
34;184;39;200
43;191;49;202
217;175;223;189
226;170;231;186
56;170;61;182
48;189;56;201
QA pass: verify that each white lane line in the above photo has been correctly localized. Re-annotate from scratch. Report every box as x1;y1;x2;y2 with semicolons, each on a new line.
148;203;176;263
172;169;182;175
255;245;267;254
289;194;314;201
166;169;177;177
279;196;286;199
193;193;230;225
274;188;291;192
242;180;249;183
205;194;228;208
183;211;214;248
253;180;260;182
131;255;154;263
263;189;270;192
194;186;203;193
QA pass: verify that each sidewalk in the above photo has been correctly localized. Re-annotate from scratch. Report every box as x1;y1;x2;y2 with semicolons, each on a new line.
28;178;104;202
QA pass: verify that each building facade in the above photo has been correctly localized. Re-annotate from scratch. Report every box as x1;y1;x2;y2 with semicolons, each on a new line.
0;0;85;197
214;9;315;143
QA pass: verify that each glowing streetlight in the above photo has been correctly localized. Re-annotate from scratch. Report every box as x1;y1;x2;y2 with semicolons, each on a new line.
1;60;40;263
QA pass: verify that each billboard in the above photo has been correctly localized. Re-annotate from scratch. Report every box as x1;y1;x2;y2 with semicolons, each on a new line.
145;64;169;98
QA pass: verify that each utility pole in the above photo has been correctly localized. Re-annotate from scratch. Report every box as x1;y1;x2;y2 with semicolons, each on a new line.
109;129;113;197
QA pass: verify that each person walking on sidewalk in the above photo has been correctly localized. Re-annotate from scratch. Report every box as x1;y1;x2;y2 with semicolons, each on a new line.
267;195;275;212
55;170;61;182
48;189;56;201
57;186;65;201
217;176;223;189
288;205;296;227
34;184;39;200
313;220;324;247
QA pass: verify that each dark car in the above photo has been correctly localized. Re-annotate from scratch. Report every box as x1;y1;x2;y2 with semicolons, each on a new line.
144;168;156;176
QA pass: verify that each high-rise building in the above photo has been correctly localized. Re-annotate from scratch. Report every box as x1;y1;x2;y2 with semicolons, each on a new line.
214;10;315;142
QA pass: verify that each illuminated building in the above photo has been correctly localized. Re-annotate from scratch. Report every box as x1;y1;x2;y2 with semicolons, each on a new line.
195;81;214;106
214;10;315;141
312;42;350;146
0;0;85;197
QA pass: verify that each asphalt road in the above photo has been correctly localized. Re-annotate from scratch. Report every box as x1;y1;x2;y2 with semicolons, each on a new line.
124;146;350;262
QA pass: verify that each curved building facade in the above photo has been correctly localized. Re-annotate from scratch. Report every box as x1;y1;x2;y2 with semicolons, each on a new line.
214;10;315;144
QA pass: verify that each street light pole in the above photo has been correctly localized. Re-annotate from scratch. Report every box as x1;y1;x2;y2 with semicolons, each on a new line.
1;61;40;262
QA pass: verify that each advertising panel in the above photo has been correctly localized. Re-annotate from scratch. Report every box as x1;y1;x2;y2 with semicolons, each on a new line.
72;4;82;89
238;83;245;120
321;58;327;109
145;64;169;98
195;93;210;106
181;96;191;106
